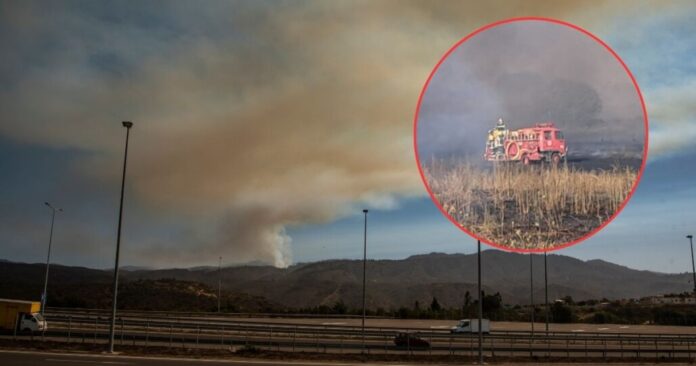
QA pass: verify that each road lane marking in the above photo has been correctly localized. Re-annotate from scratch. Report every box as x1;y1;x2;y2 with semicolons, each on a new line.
571;329;585;332
321;322;346;325
598;327;610;330
8;350;414;365
45;359;131;364
45;359;94;364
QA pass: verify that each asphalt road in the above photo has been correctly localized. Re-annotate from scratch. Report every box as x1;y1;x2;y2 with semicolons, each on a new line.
193;317;696;335
1;351;691;366
0;351;386;366
47;308;696;335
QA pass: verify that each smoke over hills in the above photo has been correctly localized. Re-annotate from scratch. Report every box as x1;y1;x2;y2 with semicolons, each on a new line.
4;2;688;269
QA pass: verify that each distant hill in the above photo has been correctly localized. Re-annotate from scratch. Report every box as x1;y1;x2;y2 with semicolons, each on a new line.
1;252;692;311
0;261;280;312
0;261;112;303
127;251;692;309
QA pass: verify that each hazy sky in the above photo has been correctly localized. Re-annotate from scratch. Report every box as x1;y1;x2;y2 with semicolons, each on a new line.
1;1;695;274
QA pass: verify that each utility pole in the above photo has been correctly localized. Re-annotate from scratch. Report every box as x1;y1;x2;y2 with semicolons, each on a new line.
361;209;368;353
108;121;133;354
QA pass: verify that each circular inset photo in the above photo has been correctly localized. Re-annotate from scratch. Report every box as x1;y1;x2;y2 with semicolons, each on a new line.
414;18;648;252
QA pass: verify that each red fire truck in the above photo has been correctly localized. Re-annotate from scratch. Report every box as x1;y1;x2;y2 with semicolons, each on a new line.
484;122;567;165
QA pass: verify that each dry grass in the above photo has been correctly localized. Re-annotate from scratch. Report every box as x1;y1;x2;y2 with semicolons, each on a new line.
424;160;637;250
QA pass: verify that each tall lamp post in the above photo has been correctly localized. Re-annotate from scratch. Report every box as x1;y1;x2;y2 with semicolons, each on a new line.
41;202;62;314
688;235;695;293
361;209;368;353
108;121;133;353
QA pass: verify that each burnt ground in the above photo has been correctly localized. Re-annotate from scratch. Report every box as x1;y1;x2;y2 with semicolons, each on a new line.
564;155;643;171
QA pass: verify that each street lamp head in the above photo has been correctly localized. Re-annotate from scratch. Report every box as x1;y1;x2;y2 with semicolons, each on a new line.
44;202;50;207
122;121;133;128
689;235;694;239
363;209;368;213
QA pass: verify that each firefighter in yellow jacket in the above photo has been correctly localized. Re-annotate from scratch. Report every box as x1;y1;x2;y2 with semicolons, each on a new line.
488;117;508;157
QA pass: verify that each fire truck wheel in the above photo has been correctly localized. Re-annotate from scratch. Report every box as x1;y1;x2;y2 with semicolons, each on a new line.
506;142;520;160
522;155;530;165
551;153;561;165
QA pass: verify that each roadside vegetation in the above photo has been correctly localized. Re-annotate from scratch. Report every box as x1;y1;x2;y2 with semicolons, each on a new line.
423;159;637;250
38;278;282;313
310;293;696;327
16;275;696;326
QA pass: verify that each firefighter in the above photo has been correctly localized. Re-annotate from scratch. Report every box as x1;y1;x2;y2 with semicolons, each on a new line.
496;117;506;128
491;117;508;157
487;129;495;145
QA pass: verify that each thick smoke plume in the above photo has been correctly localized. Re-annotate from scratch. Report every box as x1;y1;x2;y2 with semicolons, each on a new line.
0;1;682;267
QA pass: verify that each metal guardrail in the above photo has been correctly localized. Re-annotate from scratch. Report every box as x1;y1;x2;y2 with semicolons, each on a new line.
44;310;696;341
12;308;693;361
45;306;384;320
5;323;696;362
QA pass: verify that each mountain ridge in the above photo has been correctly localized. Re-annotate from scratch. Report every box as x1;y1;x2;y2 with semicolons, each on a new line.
1;252;691;310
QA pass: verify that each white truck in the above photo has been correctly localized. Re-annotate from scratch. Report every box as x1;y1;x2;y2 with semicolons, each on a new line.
450;318;490;334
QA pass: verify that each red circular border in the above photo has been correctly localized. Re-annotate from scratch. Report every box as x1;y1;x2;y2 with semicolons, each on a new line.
413;17;649;253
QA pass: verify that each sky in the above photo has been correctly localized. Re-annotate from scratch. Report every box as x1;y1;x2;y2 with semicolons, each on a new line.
1;1;695;274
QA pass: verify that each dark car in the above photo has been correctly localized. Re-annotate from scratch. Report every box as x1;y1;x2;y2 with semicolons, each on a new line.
393;332;430;349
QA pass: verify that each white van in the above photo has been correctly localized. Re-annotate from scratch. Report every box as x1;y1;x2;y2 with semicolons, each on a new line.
450;319;490;334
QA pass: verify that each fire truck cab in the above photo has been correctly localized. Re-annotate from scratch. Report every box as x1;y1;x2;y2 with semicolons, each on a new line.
485;121;567;165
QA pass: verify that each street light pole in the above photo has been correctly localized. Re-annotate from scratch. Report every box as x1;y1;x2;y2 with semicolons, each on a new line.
688;235;695;293
361;209;368;353
108;121;133;354
218;256;222;313
41;202;62;314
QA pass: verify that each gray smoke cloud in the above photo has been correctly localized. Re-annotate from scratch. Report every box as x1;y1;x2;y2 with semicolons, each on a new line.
0;1;679;267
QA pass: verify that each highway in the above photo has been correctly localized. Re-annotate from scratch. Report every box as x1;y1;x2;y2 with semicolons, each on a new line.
0;350;688;366
2;351;226;366
45;308;696;334
0;350;384;365
4;309;696;362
